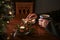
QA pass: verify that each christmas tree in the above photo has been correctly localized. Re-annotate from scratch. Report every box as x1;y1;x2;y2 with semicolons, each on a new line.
0;0;14;39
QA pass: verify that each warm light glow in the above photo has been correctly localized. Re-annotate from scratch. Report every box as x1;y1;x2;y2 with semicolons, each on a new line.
24;21;27;24
32;19;35;22
22;19;27;23
20;26;25;29
9;11;12;15
7;21;9;23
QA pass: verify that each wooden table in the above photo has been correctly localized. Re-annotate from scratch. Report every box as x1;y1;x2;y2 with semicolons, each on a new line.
7;24;60;40
6;16;60;40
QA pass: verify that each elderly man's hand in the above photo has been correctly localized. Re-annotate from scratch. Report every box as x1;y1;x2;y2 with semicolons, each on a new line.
26;13;37;21
26;13;37;19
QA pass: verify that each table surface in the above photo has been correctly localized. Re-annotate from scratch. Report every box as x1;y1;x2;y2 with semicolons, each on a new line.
6;17;60;40
7;24;60;40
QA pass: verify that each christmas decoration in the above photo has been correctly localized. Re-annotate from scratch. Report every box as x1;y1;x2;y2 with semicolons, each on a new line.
12;18;35;37
0;0;14;40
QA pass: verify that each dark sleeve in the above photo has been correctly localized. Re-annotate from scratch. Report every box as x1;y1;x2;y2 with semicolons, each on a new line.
45;21;59;37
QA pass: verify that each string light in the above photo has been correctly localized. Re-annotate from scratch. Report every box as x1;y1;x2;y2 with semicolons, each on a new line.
9;11;12;15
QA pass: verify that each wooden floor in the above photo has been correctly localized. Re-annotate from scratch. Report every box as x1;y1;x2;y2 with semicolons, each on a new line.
6;15;60;40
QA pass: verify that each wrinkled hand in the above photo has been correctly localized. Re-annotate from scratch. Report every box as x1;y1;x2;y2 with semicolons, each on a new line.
26;13;37;19
25;13;37;21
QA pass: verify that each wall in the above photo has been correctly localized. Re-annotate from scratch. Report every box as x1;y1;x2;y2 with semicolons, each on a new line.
15;2;33;18
35;0;60;14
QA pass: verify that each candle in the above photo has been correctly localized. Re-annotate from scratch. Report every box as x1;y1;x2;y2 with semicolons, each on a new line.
20;26;25;29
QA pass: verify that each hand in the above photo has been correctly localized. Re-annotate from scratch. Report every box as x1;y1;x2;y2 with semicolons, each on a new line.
26;13;37;22
26;13;37;19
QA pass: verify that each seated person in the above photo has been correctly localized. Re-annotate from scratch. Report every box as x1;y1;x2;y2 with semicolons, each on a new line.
38;13;60;37
26;13;60;37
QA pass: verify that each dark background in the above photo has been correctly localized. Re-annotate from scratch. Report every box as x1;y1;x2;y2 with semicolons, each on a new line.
11;0;60;23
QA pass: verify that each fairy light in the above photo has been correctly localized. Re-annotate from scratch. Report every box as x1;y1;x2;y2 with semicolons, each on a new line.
9;11;12;15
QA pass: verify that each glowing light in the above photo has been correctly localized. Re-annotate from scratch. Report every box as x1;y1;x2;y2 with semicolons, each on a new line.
22;19;27;23
7;21;9;23
32;19;35;22
20;26;25;29
9;11;12;15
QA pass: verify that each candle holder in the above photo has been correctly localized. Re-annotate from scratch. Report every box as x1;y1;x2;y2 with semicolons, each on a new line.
14;18;35;36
